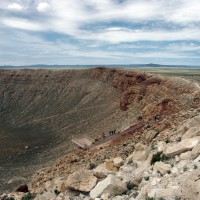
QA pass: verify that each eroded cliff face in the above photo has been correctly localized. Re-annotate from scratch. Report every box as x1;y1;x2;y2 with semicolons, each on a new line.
0;67;198;192
91;67;196;116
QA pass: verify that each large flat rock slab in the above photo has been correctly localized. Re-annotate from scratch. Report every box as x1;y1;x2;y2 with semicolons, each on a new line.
90;174;127;199
165;137;200;158
66;170;97;192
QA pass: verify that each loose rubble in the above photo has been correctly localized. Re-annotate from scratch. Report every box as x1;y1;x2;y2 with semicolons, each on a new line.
3;112;200;200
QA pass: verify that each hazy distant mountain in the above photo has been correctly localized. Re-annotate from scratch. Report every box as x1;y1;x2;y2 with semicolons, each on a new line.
0;63;200;69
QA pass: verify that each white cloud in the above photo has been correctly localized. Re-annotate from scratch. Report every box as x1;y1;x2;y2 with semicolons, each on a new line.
2;0;200;39
7;3;23;11
37;2;50;12
167;43;200;51
1;18;44;31
1;0;200;65
0;29;199;66
34;0;200;42
45;0;200;26
71;28;200;44
167;0;200;23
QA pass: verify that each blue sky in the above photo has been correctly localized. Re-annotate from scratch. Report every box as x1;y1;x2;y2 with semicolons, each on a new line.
1;0;200;66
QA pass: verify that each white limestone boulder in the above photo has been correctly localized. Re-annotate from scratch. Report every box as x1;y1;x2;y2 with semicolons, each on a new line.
126;143;150;163
90;174;127;199
191;144;200;160
154;162;171;175
164;137;200;158
66;170;97;192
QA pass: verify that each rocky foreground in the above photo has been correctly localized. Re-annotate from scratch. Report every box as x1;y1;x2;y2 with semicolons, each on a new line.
2;109;200;200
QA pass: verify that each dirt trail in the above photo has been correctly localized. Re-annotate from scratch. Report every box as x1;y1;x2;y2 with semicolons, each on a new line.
93;121;145;147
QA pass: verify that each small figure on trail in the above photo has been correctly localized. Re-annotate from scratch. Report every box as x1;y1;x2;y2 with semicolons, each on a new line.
84;144;89;150
154;115;161;121
109;129;116;135
100;133;106;139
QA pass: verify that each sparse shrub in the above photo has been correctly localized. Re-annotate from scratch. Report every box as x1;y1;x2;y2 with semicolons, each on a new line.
137;115;143;120
1;196;7;200
127;182;136;190
127;159;133;164
145;196;155;200
146;124;151;129
151;144;157;151
94;138;99;142
175;196;181;200
22;192;34;200
133;191;139;198
2;196;15;200
194;164;198;169
165;137;170;143
88;162;96;170
137;96;143;101
151;152;169;165
54;189;61;196
191;105;197;109
158;197;165;200
183;167;188;172
144;176;150;181
193;97;199;103
157;170;163;176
